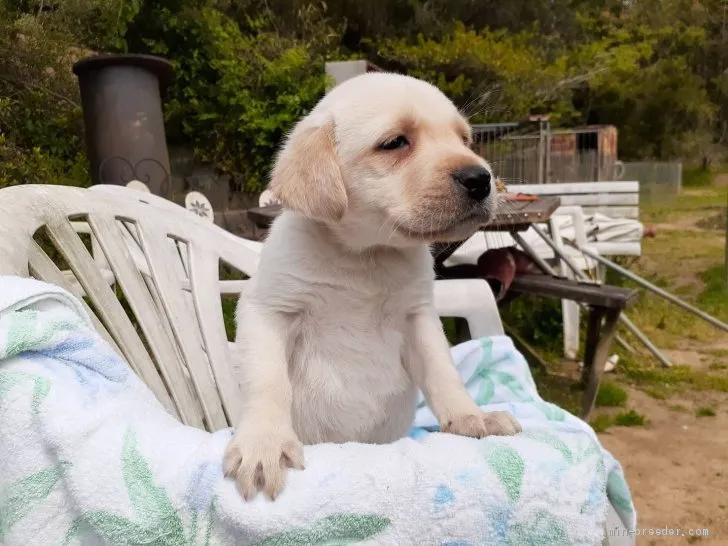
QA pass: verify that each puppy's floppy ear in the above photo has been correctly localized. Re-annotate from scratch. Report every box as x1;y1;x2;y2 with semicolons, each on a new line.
269;119;347;223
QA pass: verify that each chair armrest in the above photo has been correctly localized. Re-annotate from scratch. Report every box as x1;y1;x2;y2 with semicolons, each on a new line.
433;279;504;338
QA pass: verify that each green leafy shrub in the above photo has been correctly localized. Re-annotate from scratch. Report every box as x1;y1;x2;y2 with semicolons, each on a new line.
596;381;628;408
696;406;716;417
614;409;646;427
127;5;336;194
501;295;564;356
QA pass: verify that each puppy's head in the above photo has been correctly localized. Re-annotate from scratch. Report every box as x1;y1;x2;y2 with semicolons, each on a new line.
269;73;496;247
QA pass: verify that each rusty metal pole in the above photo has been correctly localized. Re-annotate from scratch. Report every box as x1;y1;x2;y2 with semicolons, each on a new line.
73;54;174;196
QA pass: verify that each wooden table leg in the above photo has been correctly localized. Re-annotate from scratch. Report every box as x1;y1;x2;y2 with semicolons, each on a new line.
581;306;622;420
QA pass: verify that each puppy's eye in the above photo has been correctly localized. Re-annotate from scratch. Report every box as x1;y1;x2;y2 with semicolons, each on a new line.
462;135;472;146
379;136;409;151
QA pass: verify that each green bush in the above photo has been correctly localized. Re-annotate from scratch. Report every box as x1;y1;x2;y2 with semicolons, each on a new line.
596;381;628;408
127;5;336;194
3;0;728;194
614;409;647;427
501;295;564;356
682;166;715;187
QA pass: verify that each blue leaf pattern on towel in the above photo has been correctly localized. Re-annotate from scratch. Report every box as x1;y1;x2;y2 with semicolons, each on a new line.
434;485;454;512
580;476;604;515
185;462;220;513
30;336;128;383
409;427;429;440
486;504;513;544
28;335;129;401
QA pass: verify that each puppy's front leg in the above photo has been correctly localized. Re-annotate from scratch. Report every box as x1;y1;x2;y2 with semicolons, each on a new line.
404;307;521;438
224;302;304;501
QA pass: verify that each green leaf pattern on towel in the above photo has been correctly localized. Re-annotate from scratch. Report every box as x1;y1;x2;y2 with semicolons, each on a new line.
0;462;69;541
0;371;51;415
469;338;534;404
65;427;187;546
482;443;525;503
607;471;634;515
521;429;573;464
491;371;533;402
534;402;567;422
474;373;496;406
507;509;569;546
3;309;83;359
254;514;391;546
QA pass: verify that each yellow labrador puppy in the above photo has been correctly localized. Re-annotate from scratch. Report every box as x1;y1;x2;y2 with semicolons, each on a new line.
224;73;521;500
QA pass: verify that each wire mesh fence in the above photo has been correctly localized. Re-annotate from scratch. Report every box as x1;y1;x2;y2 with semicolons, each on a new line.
472;120;624;185
619;161;683;203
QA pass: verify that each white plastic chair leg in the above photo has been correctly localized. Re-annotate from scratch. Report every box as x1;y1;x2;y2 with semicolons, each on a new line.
548;216;581;360
562;298;580;360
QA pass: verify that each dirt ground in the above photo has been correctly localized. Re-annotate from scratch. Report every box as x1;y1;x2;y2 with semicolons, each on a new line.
583;182;728;544
598;389;728;545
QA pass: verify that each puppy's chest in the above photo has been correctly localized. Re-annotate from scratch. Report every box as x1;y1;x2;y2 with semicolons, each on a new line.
289;284;417;389
308;282;414;332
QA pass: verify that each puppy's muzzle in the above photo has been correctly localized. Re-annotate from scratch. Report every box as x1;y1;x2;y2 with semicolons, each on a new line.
451;165;492;203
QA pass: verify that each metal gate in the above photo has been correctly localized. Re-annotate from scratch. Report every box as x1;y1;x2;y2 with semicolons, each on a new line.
472;119;621;184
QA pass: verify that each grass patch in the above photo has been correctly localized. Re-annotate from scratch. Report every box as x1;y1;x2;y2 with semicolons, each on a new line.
696;406;716;417
640;187;725;224
644;385;672;400
532;370;582;415
668;403;689;412
441;317;458;345
614;409;647;426
501;295;564;357
697;264;728;318
590;413;614;433
619;356;728;394
595;380;628;407
709;362;728;370
222;299;237;341
682;166;714;188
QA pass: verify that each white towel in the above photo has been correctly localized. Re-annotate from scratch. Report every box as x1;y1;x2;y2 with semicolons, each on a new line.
0;276;636;545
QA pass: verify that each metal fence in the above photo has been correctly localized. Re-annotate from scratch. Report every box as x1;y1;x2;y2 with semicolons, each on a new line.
472;121;622;184
619;161;683;201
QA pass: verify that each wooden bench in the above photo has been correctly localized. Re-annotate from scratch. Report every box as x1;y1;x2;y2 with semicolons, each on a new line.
506;181;642;258
509;275;639;420
503;181;642;360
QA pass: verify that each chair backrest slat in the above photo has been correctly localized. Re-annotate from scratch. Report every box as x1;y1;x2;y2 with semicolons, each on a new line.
42;215;182;419
134;218;228;431
85;213;205;427
187;245;243;424
27;239;121;355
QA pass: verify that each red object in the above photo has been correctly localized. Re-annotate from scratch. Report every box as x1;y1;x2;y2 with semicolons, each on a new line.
476;247;543;301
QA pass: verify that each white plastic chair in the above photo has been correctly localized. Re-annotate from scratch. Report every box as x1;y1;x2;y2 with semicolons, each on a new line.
0;184;503;427
0;184;631;545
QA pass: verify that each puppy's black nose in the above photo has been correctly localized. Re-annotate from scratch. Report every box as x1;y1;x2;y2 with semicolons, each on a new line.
452;165;492;202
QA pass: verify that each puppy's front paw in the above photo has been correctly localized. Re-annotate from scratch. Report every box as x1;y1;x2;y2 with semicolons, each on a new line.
223;429;305;501
442;410;521;438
